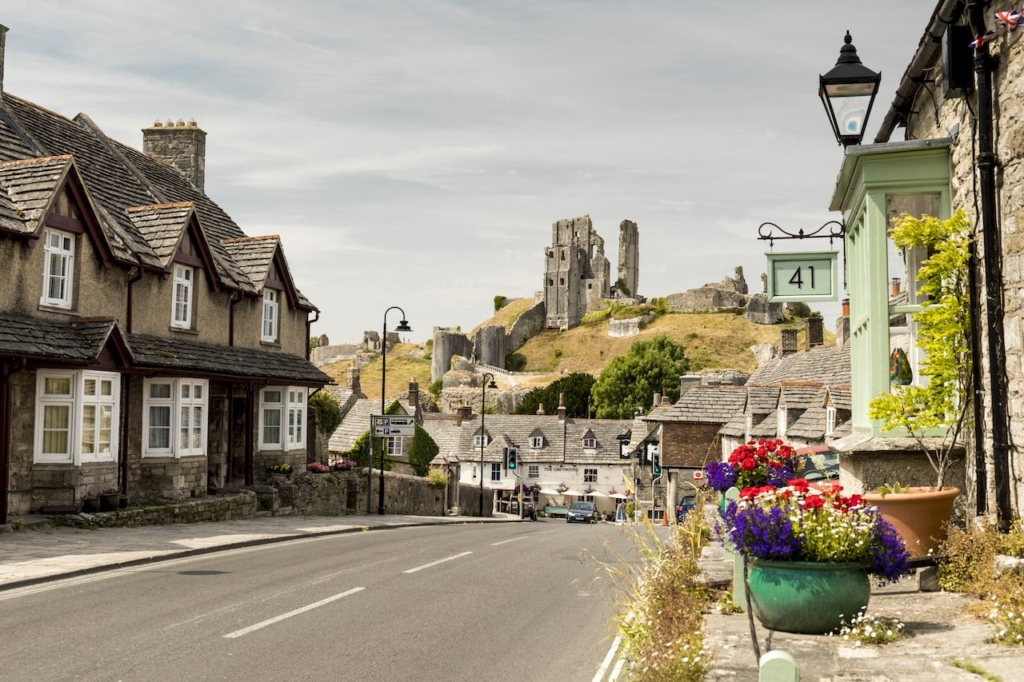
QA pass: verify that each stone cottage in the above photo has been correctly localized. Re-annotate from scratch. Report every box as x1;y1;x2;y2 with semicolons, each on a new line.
0;25;330;522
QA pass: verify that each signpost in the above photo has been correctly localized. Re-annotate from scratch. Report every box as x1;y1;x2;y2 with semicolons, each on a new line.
372;416;415;437
765;251;839;303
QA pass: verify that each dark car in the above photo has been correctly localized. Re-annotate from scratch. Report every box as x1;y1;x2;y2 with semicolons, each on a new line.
566;501;597;524
797;446;839;483
676;494;697;522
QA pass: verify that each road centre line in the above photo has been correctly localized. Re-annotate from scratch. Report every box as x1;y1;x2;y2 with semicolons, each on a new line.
402;551;473;574
491;535;529;546
223;587;364;638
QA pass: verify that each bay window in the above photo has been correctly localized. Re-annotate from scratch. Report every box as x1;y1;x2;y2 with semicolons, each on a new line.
34;370;120;464
260;387;307;450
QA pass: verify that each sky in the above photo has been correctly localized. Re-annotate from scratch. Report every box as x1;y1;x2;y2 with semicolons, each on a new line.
2;1;939;345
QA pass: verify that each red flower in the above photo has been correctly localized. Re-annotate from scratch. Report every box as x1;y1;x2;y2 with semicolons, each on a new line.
741;457;757;471
787;478;810;493
803;495;825;510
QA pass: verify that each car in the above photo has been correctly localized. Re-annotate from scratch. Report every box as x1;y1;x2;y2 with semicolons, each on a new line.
676;494;697;521
796;446;840;483
566;501;597;524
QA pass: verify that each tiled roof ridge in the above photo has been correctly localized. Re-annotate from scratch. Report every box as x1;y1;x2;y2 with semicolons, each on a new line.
126;201;194;212
0;154;72;168
223;234;281;244
779;381;824;387
74;113;171;206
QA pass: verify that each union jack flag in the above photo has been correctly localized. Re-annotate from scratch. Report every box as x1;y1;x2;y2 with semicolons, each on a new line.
995;9;1022;31
970;30;997;48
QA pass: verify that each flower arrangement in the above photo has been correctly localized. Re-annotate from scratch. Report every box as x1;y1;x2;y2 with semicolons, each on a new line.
332;459;357;472
722;479;910;583
557;483;568;493
706;439;800;492
584;486;596;494
306;462;330;473
268;463;293;476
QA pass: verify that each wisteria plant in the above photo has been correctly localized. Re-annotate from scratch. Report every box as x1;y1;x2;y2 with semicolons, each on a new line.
706;439;801;493
722;479;911;584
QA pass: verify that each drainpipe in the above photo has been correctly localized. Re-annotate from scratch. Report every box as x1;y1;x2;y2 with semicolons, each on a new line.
244;384;255;486
118;375;131;497
229;290;243;347
125;268;143;333
969;0;1012;529
306;310;320;361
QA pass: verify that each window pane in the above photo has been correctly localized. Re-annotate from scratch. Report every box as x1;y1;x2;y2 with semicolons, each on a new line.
193;406;203;449
181;384;190;399
81;405;96;453
101;380;113;396
99;405;112;453
149;406;170;449
180;406;191;449
264;390;282;404
42;405;70;454
44;377;71;396
83;378;96;396
150;383;171;399
263;409;281;444
193;384;203;400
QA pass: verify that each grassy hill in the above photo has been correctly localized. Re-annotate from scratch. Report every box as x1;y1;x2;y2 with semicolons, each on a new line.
320;343;433;402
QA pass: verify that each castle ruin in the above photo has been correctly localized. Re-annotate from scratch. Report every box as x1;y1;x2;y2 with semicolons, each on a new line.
542;215;639;329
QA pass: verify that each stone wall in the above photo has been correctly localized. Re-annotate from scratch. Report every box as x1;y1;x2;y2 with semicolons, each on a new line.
505;300;546;354
432;327;475;383
618;220;639;297
474;325;506;368
63;490;258;528
310;342;363;367
745;293;784;324
608;312;656;338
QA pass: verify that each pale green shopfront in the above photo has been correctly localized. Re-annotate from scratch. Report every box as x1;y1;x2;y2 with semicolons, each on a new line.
827;138;967;502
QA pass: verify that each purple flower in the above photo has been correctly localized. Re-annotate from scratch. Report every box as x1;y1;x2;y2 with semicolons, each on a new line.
868;516;911;584
706;461;738;492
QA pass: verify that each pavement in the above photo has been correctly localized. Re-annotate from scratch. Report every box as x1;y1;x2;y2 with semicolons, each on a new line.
699;542;1022;681
0;509;511;589
1;510;1021;681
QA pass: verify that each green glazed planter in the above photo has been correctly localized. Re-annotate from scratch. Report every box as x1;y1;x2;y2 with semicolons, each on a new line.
747;559;870;634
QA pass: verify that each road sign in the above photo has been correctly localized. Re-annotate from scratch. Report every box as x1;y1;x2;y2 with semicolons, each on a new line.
372;416;415;428
374;426;415;437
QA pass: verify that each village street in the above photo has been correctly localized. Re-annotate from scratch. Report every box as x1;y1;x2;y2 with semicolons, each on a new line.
0;519;632;682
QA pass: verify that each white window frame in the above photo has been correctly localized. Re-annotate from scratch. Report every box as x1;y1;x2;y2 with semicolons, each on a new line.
262;289;279;343
584;468;598;483
473;434;492;448
529;436;544;449
142;378;208;458
386;436;403;456
171;265;193;329
260;386;308;451
490;462;501;481
35;370;120;465
825;406;837;436
582;437;596;449
40;229;75;309
528;465;539;479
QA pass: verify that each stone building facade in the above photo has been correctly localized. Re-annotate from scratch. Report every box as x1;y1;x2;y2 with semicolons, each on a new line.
0;26;329;521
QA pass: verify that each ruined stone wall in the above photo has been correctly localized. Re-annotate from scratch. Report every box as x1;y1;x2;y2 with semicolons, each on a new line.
474;325;506;368
505;300;546;353
618;219;639;297
431;327;475;383
310;342;362;367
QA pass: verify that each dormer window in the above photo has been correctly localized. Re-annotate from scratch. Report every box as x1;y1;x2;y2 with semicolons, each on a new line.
777;407;787;439
262;290;279;342
41;229;75;309
473;434;492;448
172;265;193;329
826;406;837;436
582;437;596;449
530;436;544;449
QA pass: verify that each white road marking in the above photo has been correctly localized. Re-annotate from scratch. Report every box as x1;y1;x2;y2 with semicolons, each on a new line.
402;551;473;574
593;634;623;682
223;587;364;638
609;655;626;680
491;535;528;546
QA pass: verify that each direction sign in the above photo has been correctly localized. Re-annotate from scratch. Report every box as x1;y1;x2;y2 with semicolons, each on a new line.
371;416;415;428
374;426;415;437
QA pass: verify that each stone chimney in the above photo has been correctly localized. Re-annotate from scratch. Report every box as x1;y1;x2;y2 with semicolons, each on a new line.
142;119;207;191
536;402;545;415
456;405;472;426
679;374;701;397
408;377;419;413
780;328;798;357
0;24;7;101
805;316;824;350
661;392;671;406
557;393;567;421
652;392;661;408
346;366;361;394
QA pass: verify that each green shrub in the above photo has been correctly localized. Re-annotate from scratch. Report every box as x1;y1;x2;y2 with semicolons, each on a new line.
494;295;507;311
428;379;443;399
505;353;527;372
408;424;440;476
427;468;448;489
309;391;342;436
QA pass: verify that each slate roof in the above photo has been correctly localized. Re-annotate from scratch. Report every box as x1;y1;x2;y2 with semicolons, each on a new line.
829;387;852;411
0;155;71;234
746;386;780;415
125;333;331;385
125;202;194;265
0;93;313;305
328;399;413;453
646;385;748;424
420;414;633;465
747;344;851;387
750;410;779;438
780;384;826;410
786;406;829;440
0;312;118;362
720;413;747;438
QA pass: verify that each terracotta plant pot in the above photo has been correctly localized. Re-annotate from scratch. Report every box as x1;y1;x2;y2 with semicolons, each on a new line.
863;487;959;558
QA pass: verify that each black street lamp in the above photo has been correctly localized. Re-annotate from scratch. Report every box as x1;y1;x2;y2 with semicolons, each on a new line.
819;31;881;147
478;372;497;516
377;306;411;515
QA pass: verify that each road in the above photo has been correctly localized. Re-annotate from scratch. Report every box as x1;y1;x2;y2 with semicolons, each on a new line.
0;520;638;682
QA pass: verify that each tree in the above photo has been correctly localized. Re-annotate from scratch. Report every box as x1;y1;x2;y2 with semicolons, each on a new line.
515;372;596;417
591;334;689;419
408;424;440;476
309;391;342;436
867;211;971;490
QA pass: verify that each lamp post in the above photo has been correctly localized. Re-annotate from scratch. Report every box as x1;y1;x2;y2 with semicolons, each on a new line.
479;372;496;516
377;306;412;515
819;31;881;147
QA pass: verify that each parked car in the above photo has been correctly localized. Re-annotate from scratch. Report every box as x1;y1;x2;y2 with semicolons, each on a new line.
796;446;839;483
566;501;597;524
676;494;697;522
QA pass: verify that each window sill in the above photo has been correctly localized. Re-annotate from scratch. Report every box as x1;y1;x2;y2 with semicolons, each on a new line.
37;304;79;316
169;326;199;335
260;340;282;349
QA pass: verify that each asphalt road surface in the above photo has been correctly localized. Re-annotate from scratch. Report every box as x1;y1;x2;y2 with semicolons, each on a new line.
0;519;640;682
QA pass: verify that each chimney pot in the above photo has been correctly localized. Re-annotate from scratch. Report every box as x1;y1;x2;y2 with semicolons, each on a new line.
143;118;207;192
536;402;545;415
780;328;798;357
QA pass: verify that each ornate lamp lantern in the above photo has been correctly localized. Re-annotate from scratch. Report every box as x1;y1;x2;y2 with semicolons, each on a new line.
819;31;881;147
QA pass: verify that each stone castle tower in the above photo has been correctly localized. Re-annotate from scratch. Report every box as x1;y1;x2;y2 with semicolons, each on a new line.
543;215;638;330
